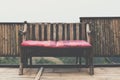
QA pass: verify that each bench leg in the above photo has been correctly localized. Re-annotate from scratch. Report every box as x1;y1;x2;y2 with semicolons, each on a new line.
24;53;28;67
76;57;81;64
89;50;94;75
19;62;23;75
19;47;24;75
19;54;23;75
86;56;89;67
76;57;82;65
79;57;82;65
84;50;89;67
29;56;32;66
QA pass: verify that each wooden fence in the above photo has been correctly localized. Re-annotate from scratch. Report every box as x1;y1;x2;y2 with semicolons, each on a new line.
0;23;23;56
81;17;120;56
0;17;120;57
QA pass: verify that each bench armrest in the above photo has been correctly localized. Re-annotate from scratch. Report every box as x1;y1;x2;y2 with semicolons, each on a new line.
19;21;28;42
86;23;92;43
19;30;26;36
86;23;92;44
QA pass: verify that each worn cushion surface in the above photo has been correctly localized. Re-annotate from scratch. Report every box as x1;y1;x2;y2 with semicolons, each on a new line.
21;40;56;48
56;40;92;48
21;40;92;48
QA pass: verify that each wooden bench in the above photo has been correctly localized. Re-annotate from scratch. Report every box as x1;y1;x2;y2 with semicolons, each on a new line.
19;21;94;75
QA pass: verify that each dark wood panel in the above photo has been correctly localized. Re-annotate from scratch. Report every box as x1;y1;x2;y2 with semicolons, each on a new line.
81;17;120;56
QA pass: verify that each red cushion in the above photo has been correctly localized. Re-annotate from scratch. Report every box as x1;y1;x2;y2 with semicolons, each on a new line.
56;40;92;48
21;40;92;48
21;40;56;48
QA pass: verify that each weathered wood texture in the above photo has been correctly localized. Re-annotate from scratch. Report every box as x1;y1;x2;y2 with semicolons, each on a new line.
1;17;120;57
26;23;81;41
0;67;120;80
80;17;120;56
41;67;120;80
0;23;81;56
0;23;23;56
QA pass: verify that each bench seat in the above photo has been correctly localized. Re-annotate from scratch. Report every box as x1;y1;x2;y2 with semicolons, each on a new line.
21;40;92;48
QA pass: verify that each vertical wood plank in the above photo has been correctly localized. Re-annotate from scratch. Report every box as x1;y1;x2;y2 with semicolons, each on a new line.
7;24;10;55
44;23;47;40
118;19;120;55
113;19;117;54
115;19;119;55
35;23;39;40
53;23;56;41
70;23;73;40
29;24;33;40
76;23;80;40
32;24;36;40
67;24;70;40
0;24;2;55
64;23;67;40
2;24;4;55
41;23;44;40
15;24;19;56
12;24;16;56
47;23;51;40
4;24;8;55
81;22;86;40
58;23;63;40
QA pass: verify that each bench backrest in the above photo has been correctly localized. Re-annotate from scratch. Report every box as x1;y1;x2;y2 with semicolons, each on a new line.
24;23;84;41
19;22;91;45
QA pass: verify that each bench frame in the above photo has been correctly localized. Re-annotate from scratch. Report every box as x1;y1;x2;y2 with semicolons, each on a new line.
19;21;94;75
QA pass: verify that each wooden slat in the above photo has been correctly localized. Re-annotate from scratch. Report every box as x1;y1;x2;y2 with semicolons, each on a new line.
35;24;39;40
53;23;56;41
41;23;45;40
32;24;35;40
81;22;86;40
0;25;2;55
64;23;67;40
115;19;119;55
0;25;3;55
118;19;120;55
47;23;51;40
67;24;70;40
70;23;74;40
44;23;47;40
29;24;33;40
105;19;109;55
13;24;16;56
4;24;8;55
76;23;80;40
15;24;19;56
111;19;115;55
58;23;63;40
113;19;117;54
7;24;10;55
109;19;114;55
